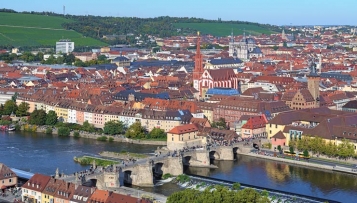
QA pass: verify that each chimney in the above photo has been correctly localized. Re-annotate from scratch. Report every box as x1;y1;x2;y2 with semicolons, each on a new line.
90;187;95;194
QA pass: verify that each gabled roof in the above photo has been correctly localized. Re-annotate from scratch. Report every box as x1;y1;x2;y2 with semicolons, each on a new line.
168;123;199;134
22;173;52;192
271;131;286;139
0;163;17;181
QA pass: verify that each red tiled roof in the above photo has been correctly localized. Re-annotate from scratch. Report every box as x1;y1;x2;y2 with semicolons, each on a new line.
168;123;199;134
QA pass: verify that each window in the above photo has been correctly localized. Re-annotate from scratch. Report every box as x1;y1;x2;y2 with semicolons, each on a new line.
9;179;12;183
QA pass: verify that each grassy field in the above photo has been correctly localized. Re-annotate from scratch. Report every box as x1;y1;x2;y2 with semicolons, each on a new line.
174;23;278;36
0;12;107;47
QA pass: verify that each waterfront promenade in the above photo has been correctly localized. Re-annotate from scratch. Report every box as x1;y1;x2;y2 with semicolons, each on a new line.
247;149;357;175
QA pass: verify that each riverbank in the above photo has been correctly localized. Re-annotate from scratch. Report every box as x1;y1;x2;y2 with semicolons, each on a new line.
99;151;149;160
243;152;357;175
20;125;167;146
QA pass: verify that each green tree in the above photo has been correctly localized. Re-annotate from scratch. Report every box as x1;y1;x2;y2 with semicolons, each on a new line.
289;146;295;154
45;110;58;125
58;127;70;136
211;117;227;129
337;139;355;160
29;109;47;125
82;120;95;132
148;127;166;139
324;141;338;157
232;182;241;190
125;122;146;139
11;92;18;102
277;145;282;152
3;100;18;115
16;102;30;117
103;120;124;135
303;149;309;158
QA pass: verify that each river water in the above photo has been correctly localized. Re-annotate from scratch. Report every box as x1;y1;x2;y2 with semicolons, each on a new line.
1;132;356;203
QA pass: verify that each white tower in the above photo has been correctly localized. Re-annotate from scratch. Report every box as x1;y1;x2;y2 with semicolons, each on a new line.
317;50;322;74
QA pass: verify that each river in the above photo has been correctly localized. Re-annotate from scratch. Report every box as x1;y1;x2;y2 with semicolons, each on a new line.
1;132;357;203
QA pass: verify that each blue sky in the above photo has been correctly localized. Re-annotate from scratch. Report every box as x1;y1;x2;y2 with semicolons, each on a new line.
1;0;355;25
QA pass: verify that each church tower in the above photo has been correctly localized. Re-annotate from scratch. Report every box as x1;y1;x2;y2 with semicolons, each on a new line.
307;61;320;107
193;32;203;91
282;29;287;41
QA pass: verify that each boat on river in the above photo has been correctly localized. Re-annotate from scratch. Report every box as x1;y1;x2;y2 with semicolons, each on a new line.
8;125;15;131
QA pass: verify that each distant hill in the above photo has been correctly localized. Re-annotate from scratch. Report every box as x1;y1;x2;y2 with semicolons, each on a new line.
0;9;281;48
0;12;107;47
173;23;278;36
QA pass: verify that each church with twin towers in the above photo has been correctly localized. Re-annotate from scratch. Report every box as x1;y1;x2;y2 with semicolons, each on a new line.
228;30;263;60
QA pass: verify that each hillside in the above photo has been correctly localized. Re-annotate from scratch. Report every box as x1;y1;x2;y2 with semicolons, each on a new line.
173;23;278;36
0;12;107;47
0;10;281;48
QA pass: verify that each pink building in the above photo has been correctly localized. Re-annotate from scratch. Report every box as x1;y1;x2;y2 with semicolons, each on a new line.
271;131;286;147
76;110;85;125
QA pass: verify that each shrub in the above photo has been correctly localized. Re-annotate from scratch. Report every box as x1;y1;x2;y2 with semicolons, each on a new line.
232;182;241;190
24;124;37;132
176;174;190;183
97;136;108;141
73;131;80;138
108;137;114;142
14;124;21;131
45;127;53;135
277;145;282;152
162;173;172;180
58;127;70;136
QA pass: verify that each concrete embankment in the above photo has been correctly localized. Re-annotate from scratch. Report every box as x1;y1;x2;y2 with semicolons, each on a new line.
245;152;332;170
243;152;357;175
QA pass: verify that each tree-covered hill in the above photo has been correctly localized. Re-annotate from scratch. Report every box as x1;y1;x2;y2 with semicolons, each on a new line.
0;9;281;47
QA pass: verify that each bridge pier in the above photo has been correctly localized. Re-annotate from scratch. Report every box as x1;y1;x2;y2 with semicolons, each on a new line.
184;150;210;167
218;146;234;161
128;163;154;187
159;156;183;176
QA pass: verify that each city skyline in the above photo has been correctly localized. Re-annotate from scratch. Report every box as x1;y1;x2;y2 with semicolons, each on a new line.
1;0;356;26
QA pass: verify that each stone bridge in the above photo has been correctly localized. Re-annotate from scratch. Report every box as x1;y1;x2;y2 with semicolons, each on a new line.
62;144;249;188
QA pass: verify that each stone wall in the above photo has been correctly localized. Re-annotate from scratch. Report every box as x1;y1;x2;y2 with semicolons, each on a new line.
103;172;119;188
129;163;154;187
217;146;234;161
190;150;210;167
159;156;183;176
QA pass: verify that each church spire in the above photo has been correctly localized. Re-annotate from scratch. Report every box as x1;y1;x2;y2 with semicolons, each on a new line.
196;31;201;57
193;31;204;91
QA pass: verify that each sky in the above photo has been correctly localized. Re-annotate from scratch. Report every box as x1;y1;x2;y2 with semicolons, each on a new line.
1;0;356;26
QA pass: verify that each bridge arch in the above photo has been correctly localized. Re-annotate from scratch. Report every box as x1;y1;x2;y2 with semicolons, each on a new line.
123;170;133;186
183;155;192;166
209;150;220;160
153;162;165;179
233;147;240;160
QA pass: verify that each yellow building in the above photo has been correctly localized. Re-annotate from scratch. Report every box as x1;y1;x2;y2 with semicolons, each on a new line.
41;178;62;203
141;109;192;133
55;101;71;123
196;102;215;123
167;123;206;150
